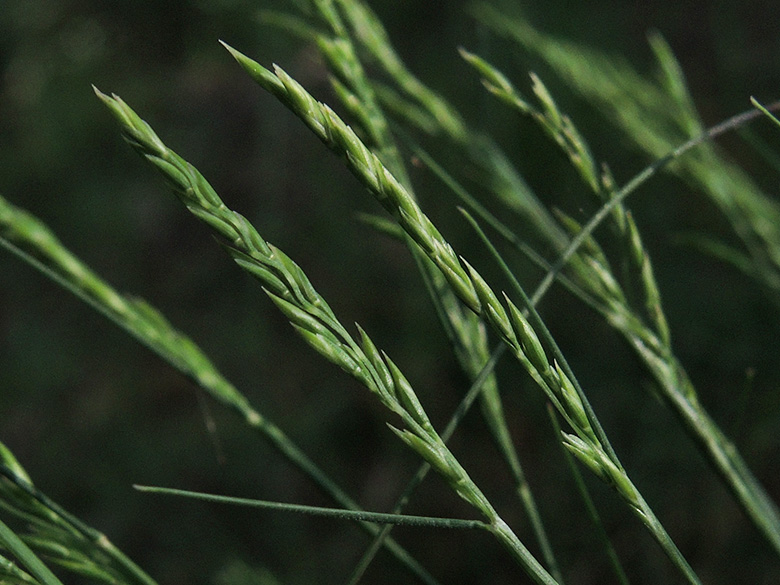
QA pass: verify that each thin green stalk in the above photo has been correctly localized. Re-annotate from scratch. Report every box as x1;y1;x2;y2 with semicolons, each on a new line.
134;485;488;530
346;344;506;585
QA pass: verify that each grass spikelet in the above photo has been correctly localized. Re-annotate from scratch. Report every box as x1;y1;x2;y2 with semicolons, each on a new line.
95;87;563;585
222;44;483;313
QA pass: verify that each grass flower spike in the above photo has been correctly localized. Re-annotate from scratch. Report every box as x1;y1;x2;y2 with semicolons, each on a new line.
94;86;560;585
94;86;430;432
219;44;482;314
218;39;704;585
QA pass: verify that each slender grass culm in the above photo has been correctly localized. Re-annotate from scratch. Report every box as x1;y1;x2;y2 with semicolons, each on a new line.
1;1;779;584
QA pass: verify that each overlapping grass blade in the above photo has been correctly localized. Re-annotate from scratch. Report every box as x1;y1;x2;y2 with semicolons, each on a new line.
0;517;61;585
0;553;40;585
134;485;488;530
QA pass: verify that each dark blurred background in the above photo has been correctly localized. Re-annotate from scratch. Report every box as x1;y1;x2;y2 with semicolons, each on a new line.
1;1;779;584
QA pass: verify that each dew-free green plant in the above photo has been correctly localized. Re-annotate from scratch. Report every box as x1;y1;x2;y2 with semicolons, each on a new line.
2;1;779;584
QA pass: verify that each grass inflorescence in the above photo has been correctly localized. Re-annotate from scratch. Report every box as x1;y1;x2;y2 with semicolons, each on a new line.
1;1;779;584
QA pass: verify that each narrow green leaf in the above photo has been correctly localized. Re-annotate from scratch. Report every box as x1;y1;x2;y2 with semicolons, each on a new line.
0;518;63;585
133;485;487;531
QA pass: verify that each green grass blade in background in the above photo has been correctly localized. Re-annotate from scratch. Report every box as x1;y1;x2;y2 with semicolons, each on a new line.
473;4;780;301
0;517;61;585
0;442;157;585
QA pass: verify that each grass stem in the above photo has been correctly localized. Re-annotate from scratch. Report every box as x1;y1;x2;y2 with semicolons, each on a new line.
133;486;488;530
